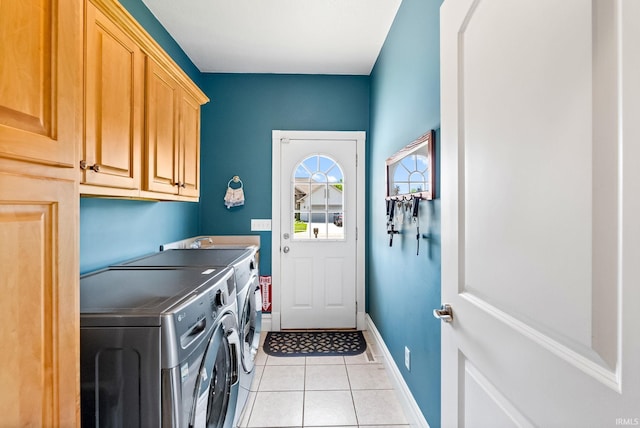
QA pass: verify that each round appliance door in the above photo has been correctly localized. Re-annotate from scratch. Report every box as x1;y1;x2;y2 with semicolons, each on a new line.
190;313;239;428
240;275;262;374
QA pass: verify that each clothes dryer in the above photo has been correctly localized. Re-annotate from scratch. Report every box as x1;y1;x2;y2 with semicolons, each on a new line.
80;266;239;428
114;248;262;425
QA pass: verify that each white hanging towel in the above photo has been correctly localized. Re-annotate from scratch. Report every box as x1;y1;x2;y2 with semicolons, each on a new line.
224;176;245;208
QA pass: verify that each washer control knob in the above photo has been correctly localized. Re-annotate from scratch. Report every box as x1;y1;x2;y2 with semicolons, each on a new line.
215;290;226;307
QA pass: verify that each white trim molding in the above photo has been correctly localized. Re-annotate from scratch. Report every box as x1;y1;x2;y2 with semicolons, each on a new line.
366;314;430;428
260;313;272;332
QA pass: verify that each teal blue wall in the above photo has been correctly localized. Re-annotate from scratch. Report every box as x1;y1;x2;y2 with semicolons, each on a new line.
80;0;202;274
198;73;370;275
79;1;443;425
118;0;202;86
80;199;199;273
368;0;443;426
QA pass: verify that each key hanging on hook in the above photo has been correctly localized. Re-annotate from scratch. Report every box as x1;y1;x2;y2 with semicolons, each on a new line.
386;199;398;247
412;196;421;255
405;198;412;213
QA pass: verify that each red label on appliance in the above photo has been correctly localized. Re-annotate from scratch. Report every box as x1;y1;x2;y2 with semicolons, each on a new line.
259;275;272;312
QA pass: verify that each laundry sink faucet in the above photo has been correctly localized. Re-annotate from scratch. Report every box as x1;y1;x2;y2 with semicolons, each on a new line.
189;237;213;249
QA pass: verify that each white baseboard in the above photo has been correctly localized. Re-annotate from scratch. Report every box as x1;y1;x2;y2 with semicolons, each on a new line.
366;314;430;428
262;312;364;332
261;313;272;331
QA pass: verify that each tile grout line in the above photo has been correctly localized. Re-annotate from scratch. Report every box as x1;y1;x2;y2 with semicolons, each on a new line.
301;361;306;428
345;358;361;428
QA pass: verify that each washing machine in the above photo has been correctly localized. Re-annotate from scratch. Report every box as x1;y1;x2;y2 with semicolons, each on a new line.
80;266;240;428
114;248;262;426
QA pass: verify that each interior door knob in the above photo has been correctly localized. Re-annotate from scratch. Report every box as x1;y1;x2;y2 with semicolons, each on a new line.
433;304;453;323
283;246;290;253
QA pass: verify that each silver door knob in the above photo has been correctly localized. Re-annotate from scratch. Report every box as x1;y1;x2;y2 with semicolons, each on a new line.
283;246;290;253
433;304;453;323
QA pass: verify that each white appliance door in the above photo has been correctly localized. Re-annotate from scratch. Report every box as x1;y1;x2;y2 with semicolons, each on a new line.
190;315;239;428
240;275;261;373
440;0;640;426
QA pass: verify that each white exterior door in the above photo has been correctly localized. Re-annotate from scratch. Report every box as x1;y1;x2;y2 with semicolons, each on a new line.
272;131;365;330
440;0;640;426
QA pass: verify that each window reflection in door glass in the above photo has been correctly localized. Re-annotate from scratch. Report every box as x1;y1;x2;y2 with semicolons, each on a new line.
292;155;345;240
392;154;429;194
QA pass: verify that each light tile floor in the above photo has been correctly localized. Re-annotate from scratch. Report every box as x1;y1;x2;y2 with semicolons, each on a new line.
236;331;411;428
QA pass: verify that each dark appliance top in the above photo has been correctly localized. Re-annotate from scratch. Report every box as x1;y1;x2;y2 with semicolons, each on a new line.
113;248;254;269
80;267;232;327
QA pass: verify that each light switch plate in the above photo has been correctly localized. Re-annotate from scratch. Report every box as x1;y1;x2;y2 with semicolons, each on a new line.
251;219;272;231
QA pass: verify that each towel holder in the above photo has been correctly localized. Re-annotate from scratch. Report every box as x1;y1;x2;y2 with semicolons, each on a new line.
224;175;245;209
228;175;243;188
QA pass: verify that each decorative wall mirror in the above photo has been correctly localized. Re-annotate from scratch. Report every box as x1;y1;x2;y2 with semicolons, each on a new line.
385;130;435;200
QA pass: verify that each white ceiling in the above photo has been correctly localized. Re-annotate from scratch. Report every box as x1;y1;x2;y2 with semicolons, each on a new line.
141;0;402;75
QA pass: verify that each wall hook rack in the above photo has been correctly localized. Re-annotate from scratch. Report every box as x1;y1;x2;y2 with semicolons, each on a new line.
385;193;427;202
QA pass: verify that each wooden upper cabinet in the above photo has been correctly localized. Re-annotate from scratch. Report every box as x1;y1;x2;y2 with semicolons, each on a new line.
82;2;142;191
0;0;81;167
145;58;180;195
82;0;208;201
143;58;203;200
178;91;202;198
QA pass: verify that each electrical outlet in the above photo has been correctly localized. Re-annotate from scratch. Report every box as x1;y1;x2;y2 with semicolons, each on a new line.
250;219;272;231
405;346;411;371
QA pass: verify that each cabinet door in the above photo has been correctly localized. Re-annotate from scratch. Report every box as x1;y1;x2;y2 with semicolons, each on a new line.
0;168;79;427
0;0;81;167
178;92;201;198
145;58;179;195
83;3;142;189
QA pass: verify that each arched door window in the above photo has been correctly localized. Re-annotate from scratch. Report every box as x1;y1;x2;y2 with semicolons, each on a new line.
292;155;345;240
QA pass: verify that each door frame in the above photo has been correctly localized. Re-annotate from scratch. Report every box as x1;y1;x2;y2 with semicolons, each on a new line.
271;130;366;331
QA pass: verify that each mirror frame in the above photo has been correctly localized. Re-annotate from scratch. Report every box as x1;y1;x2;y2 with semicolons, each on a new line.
385;130;435;200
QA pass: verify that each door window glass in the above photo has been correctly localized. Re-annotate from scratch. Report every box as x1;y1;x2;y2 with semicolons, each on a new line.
292;155;345;240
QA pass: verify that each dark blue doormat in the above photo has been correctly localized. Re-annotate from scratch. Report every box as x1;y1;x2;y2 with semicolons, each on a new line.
263;330;367;357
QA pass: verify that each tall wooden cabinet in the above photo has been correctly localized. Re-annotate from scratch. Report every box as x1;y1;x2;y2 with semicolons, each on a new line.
1;0;208;425
0;0;82;426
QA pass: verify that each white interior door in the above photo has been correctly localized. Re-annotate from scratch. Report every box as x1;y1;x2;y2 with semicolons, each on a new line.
272;131;365;330
440;0;640;426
